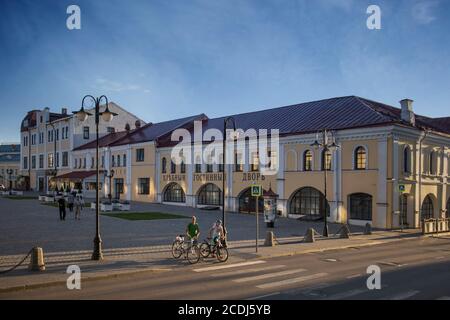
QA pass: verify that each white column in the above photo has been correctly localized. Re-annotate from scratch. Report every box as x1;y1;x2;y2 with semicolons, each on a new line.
392;138;400;228
276;143;286;217
227;162;233;212
376;137;388;228
414;141;422;228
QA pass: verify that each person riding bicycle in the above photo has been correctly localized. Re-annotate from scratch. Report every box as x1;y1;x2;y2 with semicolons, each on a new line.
186;216;200;245
209;219;225;247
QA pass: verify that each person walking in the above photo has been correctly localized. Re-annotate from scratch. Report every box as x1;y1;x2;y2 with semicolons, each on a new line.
74;194;83;220
67;192;74;213
57;196;67;221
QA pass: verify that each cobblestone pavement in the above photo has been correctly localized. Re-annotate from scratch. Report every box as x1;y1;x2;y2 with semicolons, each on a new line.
0;196;363;256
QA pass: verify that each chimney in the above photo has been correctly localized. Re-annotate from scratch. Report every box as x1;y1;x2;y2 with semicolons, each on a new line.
135;120;141;129
400;99;415;126
61;108;67;115
125;123;131;131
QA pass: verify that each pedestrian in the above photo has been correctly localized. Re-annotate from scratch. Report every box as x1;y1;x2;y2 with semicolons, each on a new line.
58;196;66;221
67;192;74;212
74;194;83;220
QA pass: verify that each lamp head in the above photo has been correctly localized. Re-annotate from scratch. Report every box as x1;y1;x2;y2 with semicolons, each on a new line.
310;140;321;149
100;104;118;122
73;106;91;122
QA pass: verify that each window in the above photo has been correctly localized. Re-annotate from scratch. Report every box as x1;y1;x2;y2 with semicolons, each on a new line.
136;149;144;162
421;195;434;220
303;150;313;171
195;156;202;173
206;161;213;173
101;155;104;168
91;157;95;169
251;153;259;172
400;194;408;226
163;183;185;203
429;151;436;175
123;154;127;167
349;193;372;220
23;136;28;147
112;155;115;167
56;153;60;168
48;153;54;168
107;127;115;133
171;160;176;174
56;129;59;141
114;178;124;196
138;178;150;195
162;157;167;173
180;160;186;174
403;146;411;174
197;183;223;205
322;149;332;171
117;155;121;167
289;187;329;217
83;127;89;140
75;159;78;168
235;153;243;172
31;134;36;145
39;155;44;169
31;156;36;169
354;146;367;170
62;152;68;167
83;158;86;168
23;156;28;170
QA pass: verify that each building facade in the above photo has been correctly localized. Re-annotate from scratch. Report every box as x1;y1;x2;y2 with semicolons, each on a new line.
19;103;144;192
0;144;21;189
29;96;450;230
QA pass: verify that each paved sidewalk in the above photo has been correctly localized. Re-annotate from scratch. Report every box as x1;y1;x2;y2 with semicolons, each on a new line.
0;229;424;293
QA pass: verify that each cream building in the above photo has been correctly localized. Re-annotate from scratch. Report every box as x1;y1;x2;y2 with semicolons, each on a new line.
55;96;450;230
0;144;21;190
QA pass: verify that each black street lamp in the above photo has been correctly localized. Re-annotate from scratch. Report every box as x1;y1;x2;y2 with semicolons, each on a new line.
73;95;117;261
104;169;115;202
6;169;13;195
311;129;339;237
222;117;237;233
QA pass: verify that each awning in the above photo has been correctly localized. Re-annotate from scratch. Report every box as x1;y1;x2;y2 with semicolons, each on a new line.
55;170;105;180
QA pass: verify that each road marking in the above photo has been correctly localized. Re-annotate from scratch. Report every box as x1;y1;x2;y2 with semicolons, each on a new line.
256;273;328;289
233;269;307;283
193;260;266;272
436;296;450;300
324;289;366;300
387;290;420;300
210;265;286;278
346;274;362;279
246;292;281;300
323;258;338;262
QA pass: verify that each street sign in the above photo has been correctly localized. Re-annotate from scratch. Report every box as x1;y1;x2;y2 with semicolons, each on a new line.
399;184;406;193
251;184;262;197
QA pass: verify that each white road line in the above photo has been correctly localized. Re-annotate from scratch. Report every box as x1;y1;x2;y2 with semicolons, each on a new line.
346;274;362;279
324;289;366;300
210;265;286;278
387;290;420;300
246;292;281;300
256;273;328;289
233;269;307;283
193;260;266;272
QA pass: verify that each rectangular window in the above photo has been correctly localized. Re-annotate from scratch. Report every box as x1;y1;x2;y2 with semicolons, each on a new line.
251;153;259;172
107;127;115;133
138;178;150;195
83;127;89;139
23;156;28;170
123;154;127;167
31;156;36;169
136;149;144;162
91;157;95;169
117;155;121;167
56;152;60;167
48;153;54;168
39;155;44;169
171;160;176;174
62;152;68;167
112;155;115;167
195;163;202;173
83;158;86;168
101;155;105;168
56;129;59;141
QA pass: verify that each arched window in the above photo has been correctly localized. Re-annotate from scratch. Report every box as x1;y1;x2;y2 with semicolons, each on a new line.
117;155;121;167
123;154;127;167
161;157;167;174
289;187;329;218
238;188;264;213
354;146;367;170
349;193;372;220
197;183;223;206
403;146;411;174
111;155;115;167
163;183;185;203
180;160;186;174
303;150;313;171
171;160;176;174
421;195;434;220
400;194;408;226
446;198;450;219
322;149;332;171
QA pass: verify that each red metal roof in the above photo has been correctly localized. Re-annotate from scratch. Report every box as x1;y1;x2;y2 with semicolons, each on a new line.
55;170;103;180
73;131;132;151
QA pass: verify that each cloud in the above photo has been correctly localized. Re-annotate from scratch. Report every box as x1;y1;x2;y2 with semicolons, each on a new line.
93;78;150;93
412;0;439;24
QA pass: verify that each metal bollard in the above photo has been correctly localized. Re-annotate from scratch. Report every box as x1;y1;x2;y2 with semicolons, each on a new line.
29;247;45;271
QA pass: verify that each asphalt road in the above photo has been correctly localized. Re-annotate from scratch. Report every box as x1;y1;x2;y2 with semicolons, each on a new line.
2;236;450;300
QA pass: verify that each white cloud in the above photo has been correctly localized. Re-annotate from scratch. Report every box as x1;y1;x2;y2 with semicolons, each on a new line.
412;1;439;25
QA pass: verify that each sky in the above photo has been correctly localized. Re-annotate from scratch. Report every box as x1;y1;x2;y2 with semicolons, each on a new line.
1;0;450;143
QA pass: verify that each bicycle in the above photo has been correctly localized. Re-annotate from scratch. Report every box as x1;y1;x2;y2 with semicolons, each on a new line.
199;237;229;262
171;234;201;264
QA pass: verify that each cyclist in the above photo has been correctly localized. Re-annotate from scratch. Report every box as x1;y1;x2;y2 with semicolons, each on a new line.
208;219;225;256
186;216;200;245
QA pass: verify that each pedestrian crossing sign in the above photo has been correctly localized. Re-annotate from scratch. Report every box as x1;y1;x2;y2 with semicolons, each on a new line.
251;184;262;197
399;184;406;193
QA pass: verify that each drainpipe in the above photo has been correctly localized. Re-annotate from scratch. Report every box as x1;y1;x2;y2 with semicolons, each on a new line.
418;129;429;226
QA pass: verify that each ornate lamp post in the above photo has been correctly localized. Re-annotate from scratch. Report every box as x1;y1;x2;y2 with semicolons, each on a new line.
104;169;115;202
311;129;339;237
73;95;117;261
222;117;237;232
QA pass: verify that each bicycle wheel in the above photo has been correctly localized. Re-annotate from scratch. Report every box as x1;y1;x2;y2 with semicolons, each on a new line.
171;240;183;259
216;246;229;263
187;245;201;264
199;243;210;258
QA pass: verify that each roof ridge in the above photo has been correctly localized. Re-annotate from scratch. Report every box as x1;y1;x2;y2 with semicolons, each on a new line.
353;96;399;122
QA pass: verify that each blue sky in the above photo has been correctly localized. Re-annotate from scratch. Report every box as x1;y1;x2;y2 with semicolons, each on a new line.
1;0;449;142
